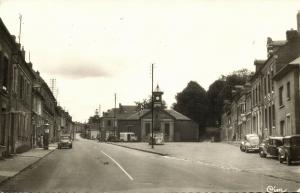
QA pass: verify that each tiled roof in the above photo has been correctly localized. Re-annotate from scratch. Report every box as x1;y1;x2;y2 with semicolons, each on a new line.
126;109;150;120
289;56;300;65
165;109;191;120
125;109;191;121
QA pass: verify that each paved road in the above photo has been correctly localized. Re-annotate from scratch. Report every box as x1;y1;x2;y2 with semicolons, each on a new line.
1;135;300;192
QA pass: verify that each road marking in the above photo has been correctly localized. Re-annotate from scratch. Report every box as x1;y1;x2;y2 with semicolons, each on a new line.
101;150;134;181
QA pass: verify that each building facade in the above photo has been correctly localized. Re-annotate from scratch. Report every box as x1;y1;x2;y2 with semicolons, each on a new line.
221;11;300;141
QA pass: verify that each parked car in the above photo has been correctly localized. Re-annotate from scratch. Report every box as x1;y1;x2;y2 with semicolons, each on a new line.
278;135;300;165
107;135;120;142
58;135;72;149
120;132;137;142
259;136;283;158
240;134;259;153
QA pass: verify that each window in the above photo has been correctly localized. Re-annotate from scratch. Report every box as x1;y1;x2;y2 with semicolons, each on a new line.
265;108;268;129
279;86;283;106
258;84;261;102
280;120;285;136
268;73;271;93
2;57;9;90
264;77;267;95
19;75;24;99
269;106;272;135
165;123;170;136
145;122;150;135
107;120;111;126
0;110;6;145
272;104;275;127
286;115;291;134
287;82;290;100
271;70;274;91
255;87;258;105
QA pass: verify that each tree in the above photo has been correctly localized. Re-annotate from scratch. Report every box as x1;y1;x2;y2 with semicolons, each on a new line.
206;68;253;127
173;81;207;136
135;96;167;110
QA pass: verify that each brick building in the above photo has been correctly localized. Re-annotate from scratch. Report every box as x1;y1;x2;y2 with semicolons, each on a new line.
221;11;300;141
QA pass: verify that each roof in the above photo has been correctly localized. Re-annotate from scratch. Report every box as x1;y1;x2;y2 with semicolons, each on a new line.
103;105;139;120
126;109;150;120
268;40;287;47
289;56;300;65
165;109;190;120
125;109;191;121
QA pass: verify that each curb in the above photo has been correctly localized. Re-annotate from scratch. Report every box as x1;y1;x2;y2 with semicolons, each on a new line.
107;142;168;156
0;148;56;186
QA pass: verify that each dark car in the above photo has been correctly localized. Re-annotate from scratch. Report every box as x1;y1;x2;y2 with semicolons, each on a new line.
58;135;72;149
278;135;300;165
259;136;283;158
240;134;260;153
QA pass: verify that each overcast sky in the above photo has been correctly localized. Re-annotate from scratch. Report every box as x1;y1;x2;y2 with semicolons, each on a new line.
0;0;299;122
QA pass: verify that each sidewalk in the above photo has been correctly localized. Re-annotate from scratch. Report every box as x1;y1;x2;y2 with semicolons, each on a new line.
0;144;57;185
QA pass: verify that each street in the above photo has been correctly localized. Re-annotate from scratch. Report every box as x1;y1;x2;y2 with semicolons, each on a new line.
1;135;300;192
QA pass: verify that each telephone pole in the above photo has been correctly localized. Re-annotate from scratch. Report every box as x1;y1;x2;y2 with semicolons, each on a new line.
114;93;117;137
151;63;154;149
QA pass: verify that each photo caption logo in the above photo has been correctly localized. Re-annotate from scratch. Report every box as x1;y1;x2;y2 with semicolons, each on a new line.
266;185;287;193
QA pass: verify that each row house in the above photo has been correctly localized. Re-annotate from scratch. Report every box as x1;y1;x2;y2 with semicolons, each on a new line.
0;18;36;154
0;17;74;155
221;11;300;141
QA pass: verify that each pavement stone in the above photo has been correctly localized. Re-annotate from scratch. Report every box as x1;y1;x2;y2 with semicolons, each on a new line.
0;143;57;185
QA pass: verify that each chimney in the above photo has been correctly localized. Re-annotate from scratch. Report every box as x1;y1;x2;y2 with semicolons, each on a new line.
286;29;298;41
21;46;25;59
297;11;300;32
11;35;16;42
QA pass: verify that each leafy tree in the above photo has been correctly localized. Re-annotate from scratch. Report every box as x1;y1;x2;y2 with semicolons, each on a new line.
172;81;208;136
135;96;167;110
206;68;253;127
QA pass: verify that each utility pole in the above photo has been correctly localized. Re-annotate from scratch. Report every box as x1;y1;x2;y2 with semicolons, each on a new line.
114;93;117;137
98;105;101;142
151;63;154;149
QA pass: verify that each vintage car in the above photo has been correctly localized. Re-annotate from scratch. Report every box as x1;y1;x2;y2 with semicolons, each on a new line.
240;134;260;153
258;136;283;158
278;135;300;165
58;135;72;149
119;132;138;142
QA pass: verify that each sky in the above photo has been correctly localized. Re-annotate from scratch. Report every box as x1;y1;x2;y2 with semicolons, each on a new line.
0;0;299;122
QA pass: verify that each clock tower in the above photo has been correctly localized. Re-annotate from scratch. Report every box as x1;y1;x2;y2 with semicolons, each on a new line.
153;85;163;108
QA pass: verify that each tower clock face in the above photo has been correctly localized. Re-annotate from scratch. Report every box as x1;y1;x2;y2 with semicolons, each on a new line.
155;96;160;101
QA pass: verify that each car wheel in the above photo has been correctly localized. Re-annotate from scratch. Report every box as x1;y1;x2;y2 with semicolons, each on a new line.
259;150;266;158
286;154;291;166
240;145;244;152
278;154;283;163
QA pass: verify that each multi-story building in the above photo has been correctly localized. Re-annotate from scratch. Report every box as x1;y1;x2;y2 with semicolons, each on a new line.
0;18;15;155
221;11;300;141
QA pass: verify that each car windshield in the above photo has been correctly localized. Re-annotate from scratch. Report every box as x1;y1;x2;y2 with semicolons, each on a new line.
61;136;70;140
